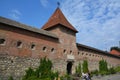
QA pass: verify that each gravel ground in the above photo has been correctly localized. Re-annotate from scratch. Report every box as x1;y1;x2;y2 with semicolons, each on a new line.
91;73;120;80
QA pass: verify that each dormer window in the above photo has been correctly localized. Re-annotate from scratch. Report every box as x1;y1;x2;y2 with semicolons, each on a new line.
17;41;22;48
0;39;6;45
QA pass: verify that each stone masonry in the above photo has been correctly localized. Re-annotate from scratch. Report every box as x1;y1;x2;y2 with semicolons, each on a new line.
0;8;120;80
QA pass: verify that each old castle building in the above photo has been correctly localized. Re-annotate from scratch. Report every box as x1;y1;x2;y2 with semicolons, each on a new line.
0;8;120;79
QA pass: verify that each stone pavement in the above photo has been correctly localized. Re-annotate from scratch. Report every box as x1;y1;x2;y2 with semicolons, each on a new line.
91;73;120;80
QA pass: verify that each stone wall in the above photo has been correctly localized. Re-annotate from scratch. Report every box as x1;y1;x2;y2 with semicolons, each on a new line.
0;21;120;80
0;53;39;80
0;53;70;80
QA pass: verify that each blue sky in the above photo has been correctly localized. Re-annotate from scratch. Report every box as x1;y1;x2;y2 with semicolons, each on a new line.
0;0;120;51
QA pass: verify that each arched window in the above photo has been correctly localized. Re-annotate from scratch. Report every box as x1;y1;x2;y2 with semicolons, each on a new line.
0;39;6;45
31;44;35;50
17;41;22;48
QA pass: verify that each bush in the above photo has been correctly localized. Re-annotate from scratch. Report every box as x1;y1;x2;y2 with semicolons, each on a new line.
91;69;99;76
108;67;116;74
8;76;14;80
60;74;73;80
115;66;120;72
82;60;89;73
22;57;59;80
99;60;108;75
75;62;82;77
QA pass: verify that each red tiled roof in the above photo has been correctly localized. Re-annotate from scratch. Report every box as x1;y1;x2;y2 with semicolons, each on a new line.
110;50;120;56
42;7;78;33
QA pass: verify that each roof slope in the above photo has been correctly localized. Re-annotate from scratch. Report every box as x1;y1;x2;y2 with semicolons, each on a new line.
0;16;58;39
77;43;120;59
42;7;78;32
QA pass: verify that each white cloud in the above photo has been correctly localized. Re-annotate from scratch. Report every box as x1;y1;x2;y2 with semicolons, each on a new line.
61;0;120;51
9;9;21;20
40;0;49;7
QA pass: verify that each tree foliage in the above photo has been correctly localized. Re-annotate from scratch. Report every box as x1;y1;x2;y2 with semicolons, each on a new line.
8;76;14;80
22;57;58;80
75;62;82;76
82;60;89;73
99;59;109;75
110;46;120;52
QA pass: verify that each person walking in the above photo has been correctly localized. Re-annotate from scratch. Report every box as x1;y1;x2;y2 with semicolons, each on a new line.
86;73;91;80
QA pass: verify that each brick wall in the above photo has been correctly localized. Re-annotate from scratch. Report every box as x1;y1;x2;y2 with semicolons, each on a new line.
0;23;120;80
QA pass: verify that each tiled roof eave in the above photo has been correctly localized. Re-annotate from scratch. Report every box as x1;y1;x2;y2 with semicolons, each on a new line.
0;16;58;39
77;43;120;59
43;23;78;33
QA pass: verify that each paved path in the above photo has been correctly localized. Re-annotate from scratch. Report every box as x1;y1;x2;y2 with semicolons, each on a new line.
91;73;120;80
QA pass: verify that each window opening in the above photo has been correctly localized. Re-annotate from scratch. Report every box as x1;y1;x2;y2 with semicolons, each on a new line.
70;50;72;54
51;48;55;53
43;47;46;52
17;41;22;48
63;49;66;54
31;44;35;50
0;39;6;45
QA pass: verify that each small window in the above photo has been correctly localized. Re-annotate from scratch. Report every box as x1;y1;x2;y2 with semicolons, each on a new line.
63;49;66;54
89;54;91;56
43;47;46;52
0;39;6;45
11;60;13;63
51;48;55;53
70;50;72;54
31;44;35;50
17;41;22;48
78;52;80;55
82;53;84;55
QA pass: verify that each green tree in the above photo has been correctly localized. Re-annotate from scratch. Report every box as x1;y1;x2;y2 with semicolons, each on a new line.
82;60;89;73
24;67;35;79
99;59;108;75
8;76;14;80
22;57;58;80
76;62;82;76
110;46;120;52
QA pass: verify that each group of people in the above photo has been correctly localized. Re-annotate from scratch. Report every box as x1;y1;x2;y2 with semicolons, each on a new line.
82;72;91;80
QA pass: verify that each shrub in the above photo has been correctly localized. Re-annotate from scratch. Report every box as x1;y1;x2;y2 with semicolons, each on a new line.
82;60;89;73
108;67;116;74
8;76;14;80
22;57;59;80
75;62;82;77
60;74;73;80
115;66;120;72
99;59;108;75
91;69;99;76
